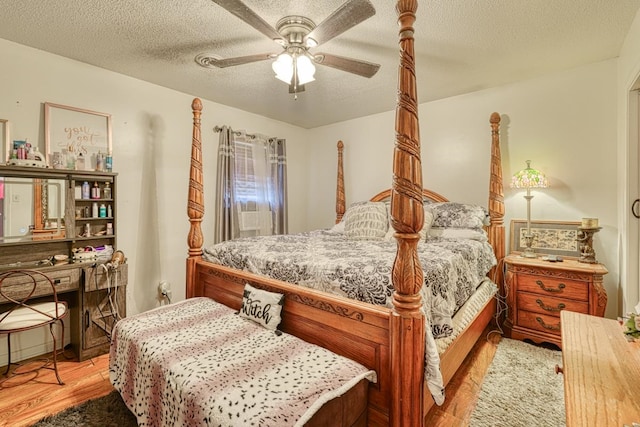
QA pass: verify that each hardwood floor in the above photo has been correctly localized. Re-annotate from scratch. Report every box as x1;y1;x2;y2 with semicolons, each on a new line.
0;327;502;427
0;350;113;427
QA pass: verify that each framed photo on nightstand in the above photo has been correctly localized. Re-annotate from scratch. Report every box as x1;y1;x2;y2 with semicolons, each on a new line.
510;219;581;258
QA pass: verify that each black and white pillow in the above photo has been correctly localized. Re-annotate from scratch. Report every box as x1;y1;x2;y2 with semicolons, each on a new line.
239;283;285;331
426;202;489;229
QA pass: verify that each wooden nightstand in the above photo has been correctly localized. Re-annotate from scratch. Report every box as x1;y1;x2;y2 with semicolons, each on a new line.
503;254;608;348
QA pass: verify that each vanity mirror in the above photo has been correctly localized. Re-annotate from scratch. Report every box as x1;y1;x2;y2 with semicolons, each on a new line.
0;177;65;242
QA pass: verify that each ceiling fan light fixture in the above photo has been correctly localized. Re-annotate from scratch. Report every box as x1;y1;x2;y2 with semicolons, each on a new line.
296;55;316;85
272;53;294;83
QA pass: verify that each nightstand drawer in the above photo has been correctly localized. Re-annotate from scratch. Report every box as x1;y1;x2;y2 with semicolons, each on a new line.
518;275;588;301
518;310;562;336
517;292;589;317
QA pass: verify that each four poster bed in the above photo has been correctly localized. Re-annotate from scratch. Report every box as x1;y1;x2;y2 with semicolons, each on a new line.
180;3;505;426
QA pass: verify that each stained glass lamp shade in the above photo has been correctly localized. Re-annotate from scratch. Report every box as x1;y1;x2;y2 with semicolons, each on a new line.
511;160;549;257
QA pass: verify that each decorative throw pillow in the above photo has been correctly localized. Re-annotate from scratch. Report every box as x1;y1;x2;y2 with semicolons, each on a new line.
426;202;489;229
344;201;388;240
427;227;488;241
239;283;284;331
328;220;345;234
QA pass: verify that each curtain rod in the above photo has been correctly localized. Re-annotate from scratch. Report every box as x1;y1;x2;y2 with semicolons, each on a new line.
213;125;279;142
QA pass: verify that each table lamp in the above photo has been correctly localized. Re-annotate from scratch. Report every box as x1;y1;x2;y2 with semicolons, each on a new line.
511;160;549;258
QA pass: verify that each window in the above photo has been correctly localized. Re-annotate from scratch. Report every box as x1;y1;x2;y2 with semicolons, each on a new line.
234;140;257;207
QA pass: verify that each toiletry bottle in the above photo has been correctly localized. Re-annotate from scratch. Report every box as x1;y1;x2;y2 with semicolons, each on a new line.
92;202;99;218
107;204;113;218
103;182;112;199
96;151;104;172
76;152;85;170
99;203;106;218
91;182;100;199
105;152;113;172
82;181;90;199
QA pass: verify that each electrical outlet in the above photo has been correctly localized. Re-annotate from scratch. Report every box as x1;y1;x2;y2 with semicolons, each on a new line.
158;280;170;294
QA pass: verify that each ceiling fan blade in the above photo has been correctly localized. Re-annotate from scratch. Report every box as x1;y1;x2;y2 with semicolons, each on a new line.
211;0;284;43
314;53;380;78
305;0;375;47
195;52;275;68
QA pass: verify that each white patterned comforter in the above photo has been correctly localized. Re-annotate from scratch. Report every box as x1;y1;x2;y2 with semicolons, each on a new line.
203;230;496;339
110;298;376;427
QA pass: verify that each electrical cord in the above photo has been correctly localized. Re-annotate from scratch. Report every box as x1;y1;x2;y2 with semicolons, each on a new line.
486;257;509;340
90;262;122;341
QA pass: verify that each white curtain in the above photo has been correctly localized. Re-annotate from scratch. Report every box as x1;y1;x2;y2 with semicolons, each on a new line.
215;127;288;242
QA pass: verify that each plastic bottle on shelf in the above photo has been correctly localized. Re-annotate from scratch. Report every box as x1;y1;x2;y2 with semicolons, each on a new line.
82;181;90;199
107;204;113;218
96;151;104;172
91;182;100;199
76;153;85;170
105;152;113;172
99;203;106;218
103;182;112;199
92;202;99;218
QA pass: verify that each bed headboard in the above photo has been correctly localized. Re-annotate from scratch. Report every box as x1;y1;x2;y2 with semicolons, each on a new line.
369;188;448;203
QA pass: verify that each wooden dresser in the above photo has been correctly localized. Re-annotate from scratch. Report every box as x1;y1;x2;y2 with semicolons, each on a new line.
560;311;640;426
504;254;608;348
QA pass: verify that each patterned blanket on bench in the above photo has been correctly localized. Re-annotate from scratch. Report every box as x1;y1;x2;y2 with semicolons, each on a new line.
110;297;376;427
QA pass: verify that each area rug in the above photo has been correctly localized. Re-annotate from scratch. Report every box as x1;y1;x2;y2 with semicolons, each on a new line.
31;390;136;427
33;338;565;427
469;338;565;427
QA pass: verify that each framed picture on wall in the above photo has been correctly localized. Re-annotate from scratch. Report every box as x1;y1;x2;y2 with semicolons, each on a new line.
0;119;9;164
510;219;582;258
44;102;112;170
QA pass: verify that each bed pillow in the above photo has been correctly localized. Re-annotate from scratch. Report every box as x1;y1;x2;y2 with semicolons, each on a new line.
384;205;434;241
425;202;489;229
427;227;488;242
344;201;388;240
328;220;345;234
239;283;284;331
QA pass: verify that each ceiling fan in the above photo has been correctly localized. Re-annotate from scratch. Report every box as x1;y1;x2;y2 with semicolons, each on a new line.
195;0;381;96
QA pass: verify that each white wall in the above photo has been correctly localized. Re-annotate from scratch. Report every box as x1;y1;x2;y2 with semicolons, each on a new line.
0;38;310;318
309;59;620;318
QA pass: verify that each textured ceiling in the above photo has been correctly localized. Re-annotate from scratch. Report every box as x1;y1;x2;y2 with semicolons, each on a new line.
0;0;638;128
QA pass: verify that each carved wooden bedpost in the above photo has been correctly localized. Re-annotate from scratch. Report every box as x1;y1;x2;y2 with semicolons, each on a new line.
487;113;505;293
336;140;346;223
389;1;425;426
186;98;204;298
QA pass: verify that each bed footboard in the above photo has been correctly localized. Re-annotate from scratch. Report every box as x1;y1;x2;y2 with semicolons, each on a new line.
194;260;393;426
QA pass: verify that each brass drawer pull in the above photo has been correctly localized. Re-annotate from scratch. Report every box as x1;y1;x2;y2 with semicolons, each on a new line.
536;316;561;331
536;280;565;293
536;299;566;312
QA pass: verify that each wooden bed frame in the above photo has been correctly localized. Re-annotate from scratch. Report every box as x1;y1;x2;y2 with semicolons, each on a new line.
185;2;505;426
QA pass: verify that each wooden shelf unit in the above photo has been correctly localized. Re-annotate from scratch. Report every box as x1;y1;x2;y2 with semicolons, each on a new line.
0;165;126;361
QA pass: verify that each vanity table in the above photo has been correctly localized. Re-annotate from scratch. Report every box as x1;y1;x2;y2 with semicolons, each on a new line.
0;165;126;361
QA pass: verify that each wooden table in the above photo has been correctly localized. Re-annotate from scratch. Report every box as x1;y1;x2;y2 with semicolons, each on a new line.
561;311;640;426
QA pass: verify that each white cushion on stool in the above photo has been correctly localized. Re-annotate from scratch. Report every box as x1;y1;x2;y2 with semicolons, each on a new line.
0;302;67;331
